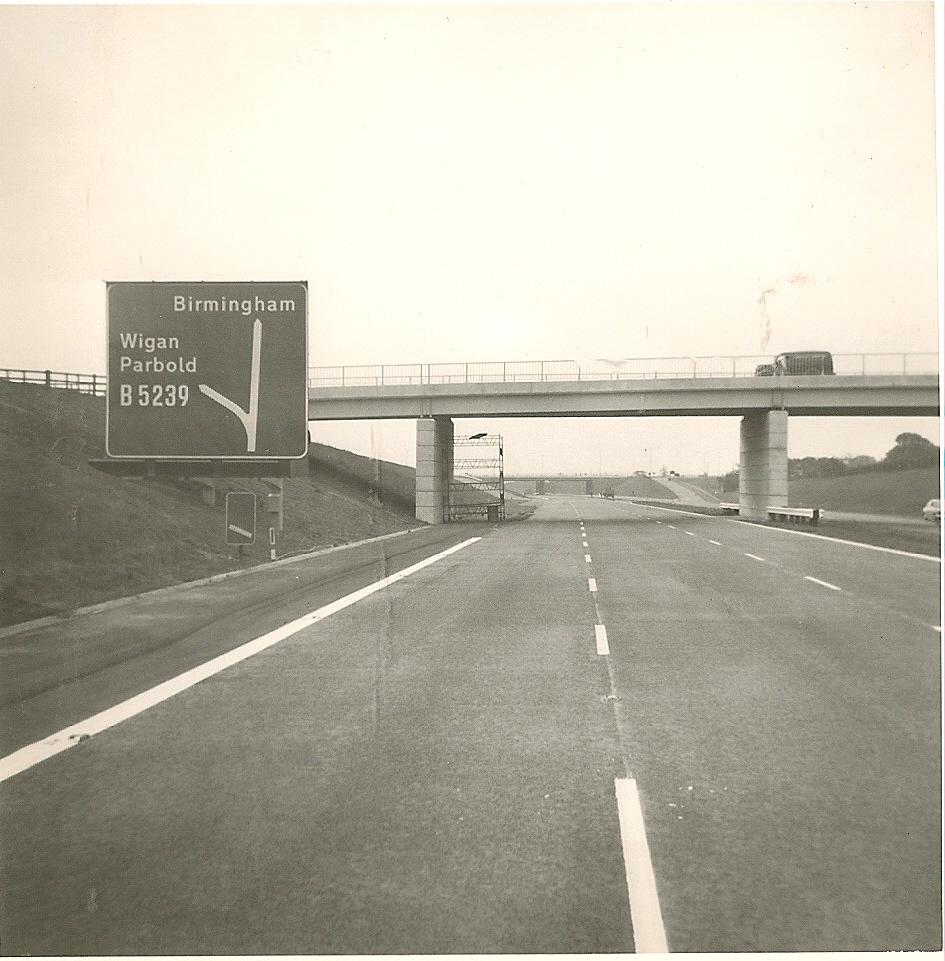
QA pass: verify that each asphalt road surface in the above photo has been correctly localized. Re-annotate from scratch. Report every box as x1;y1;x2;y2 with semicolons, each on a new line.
1;497;941;954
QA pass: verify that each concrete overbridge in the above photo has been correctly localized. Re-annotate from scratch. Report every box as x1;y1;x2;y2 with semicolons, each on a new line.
307;355;939;523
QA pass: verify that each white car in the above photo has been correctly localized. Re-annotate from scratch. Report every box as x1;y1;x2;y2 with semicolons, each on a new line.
921;498;941;523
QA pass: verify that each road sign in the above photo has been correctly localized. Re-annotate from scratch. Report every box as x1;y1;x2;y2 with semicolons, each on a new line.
106;281;308;459
225;491;256;545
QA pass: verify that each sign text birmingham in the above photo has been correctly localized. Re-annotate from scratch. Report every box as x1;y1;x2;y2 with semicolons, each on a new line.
117;294;299;373
173;294;298;316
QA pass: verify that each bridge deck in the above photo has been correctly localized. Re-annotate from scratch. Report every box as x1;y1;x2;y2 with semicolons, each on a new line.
308;374;939;420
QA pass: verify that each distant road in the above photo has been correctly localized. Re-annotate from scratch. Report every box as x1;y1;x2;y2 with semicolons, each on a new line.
1;499;940;953
656;478;720;505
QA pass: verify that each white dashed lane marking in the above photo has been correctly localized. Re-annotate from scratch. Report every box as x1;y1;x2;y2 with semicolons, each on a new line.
615;778;669;953
709;540;721;546
804;575;842;592
744;553;765;562
595;624;610;656
588;578;598;592
585;554;592;563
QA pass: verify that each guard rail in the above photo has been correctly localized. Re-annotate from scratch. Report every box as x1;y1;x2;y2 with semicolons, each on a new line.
719;502;820;525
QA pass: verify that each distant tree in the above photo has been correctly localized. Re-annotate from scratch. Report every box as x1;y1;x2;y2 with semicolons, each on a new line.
881;432;940;471
794;456;821;478
843;455;877;472
721;469;739;492
816;457;846;478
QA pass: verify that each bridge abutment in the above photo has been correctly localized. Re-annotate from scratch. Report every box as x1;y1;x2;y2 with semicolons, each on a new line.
416;416;454;524
739;410;788;520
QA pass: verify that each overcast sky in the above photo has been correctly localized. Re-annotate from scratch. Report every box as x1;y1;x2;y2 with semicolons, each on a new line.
1;2;940;474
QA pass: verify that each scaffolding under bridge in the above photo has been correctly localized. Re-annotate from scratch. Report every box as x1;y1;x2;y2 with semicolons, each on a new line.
448;434;505;522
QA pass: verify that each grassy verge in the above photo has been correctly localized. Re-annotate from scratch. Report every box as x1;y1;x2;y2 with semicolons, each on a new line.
788;466;939;516
758;518;941;555
631;499;940;555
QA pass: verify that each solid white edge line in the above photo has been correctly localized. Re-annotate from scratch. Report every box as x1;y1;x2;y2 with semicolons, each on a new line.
629;502;719;520
595;623;609;656
0;525;434;642
588;577;598;592
0;536;483;784
632;501;941;562
804;575;842;591
615;777;669;954
744;553;765;562
736;518;943;562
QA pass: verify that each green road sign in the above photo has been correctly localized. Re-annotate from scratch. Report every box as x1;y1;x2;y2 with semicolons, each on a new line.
225;491;257;545
106;281;308;459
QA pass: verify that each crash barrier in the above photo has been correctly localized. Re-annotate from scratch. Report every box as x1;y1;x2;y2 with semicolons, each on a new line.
720;502;820;525
766;506;820;526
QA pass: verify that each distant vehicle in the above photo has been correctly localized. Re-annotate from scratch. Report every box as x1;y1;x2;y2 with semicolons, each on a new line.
754;363;775;376
603;486;615;499
773;351;835;376
921;498;941;523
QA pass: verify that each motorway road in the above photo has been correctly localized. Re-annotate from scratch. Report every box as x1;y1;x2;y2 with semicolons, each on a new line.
1;497;941;954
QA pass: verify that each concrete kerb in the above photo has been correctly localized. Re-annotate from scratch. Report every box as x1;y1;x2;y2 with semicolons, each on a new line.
0;526;430;640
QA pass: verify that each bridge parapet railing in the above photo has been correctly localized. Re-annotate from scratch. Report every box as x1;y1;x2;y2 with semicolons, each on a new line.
832;352;939;376
308;352;939;387
0;368;106;396
1;354;936;397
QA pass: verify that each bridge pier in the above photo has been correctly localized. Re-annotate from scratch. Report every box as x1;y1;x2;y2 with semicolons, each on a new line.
416;416;453;524
739;410;788;521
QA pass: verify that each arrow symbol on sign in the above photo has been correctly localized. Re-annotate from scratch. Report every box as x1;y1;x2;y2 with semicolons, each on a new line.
199;319;262;453
228;524;252;539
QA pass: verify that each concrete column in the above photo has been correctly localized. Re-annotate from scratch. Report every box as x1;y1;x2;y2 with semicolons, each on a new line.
416;416;454;524
739;410;788;521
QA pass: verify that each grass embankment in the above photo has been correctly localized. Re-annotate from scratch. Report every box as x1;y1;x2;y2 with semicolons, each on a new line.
0;384;422;626
676;476;723;501
788;467;940;516
611;476;677;499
